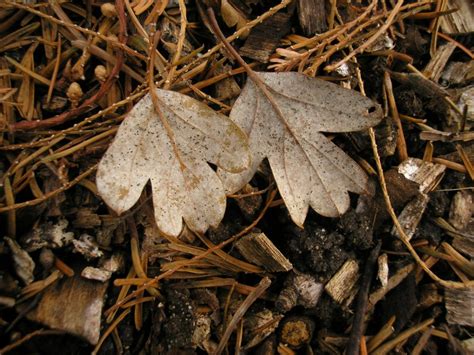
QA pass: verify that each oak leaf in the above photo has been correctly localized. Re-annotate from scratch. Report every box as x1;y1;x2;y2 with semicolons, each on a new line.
96;89;250;237
219;72;383;226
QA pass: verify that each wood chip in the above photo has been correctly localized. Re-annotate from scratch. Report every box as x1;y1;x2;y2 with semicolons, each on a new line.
423;42;456;81
325;259;360;305
296;0;327;35
4;237;35;285
445;286;474;326
391;192;429;241
441;60;474;85
26;274;108;344
239;12;291;63
440;0;474;34
397;158;446;194
235;232;293;272
449;190;473;231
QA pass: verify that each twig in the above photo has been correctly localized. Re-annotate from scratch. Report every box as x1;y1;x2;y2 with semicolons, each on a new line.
372;318;434;354
10;0;127;131
104;189;277;317
385;71;408;161
0;329;65;354
92;309;131;355
325;0;404;72
46;35;62;104
214;277;271;355
345;241;382;355
369;128;473;289
0;164;97;213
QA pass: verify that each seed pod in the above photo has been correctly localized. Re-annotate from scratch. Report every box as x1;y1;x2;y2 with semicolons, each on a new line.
101;3;117;18
94;65;108;83
67;82;83;108
39;248;55;270
279;316;315;349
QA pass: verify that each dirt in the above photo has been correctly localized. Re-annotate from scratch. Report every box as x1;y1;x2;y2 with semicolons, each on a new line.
1;0;473;354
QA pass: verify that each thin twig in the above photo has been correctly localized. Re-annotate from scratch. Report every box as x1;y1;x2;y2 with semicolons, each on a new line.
214;277;271;355
10;0;127;131
346;241;382;355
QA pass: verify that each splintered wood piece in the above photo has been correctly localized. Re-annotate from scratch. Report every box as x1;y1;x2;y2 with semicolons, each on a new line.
452;224;474;258
423;42;456;81
235;232;293;272
325;259;360;305
440;0;474;34
441;60;474;86
457;87;474;127
391;193;430;241
276;272;323;312
243;309;283;350
449;190;473;231
81;266;112;282
397;158;446;194
5;237;35;285
296;0;327;35
26;274;108;344
445;286;474;326
239;12;291;63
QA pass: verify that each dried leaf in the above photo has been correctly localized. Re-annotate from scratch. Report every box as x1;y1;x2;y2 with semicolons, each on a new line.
97;89;250;237
220;0;249;36
220;72;383;226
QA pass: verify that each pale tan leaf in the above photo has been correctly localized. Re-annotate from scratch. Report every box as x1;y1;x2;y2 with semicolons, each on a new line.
97;89;250;237
221;0;249;33
219;72;383;226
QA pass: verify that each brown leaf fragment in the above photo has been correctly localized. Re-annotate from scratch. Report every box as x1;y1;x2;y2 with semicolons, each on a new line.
97;89;250;237
221;0;248;31
4;237;35;285
220;72;383;226
24;274;108;345
239;12;292;63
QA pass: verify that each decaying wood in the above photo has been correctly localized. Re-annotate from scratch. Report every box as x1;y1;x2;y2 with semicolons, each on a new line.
325;259;360;306
72;208;102;229
452;231;474;259
239;12;292;63
4;237;35;285
276;272;323;312
449;190;473;231
243;309;283;350
441;60;474;85
235;232;292;272
397;158;446;194
445;286;474;326
439;0;474;34
391;193;429;241
81;266;112;282
25;274;108;344
457;87;474;128
423;42;456;81
296;0;327;35
377;253;389;289
1;0;474;352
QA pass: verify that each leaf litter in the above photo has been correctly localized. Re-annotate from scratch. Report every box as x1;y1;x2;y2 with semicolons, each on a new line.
96;88;250;237
98;70;382;234
219;71;383;226
2;0;474;353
